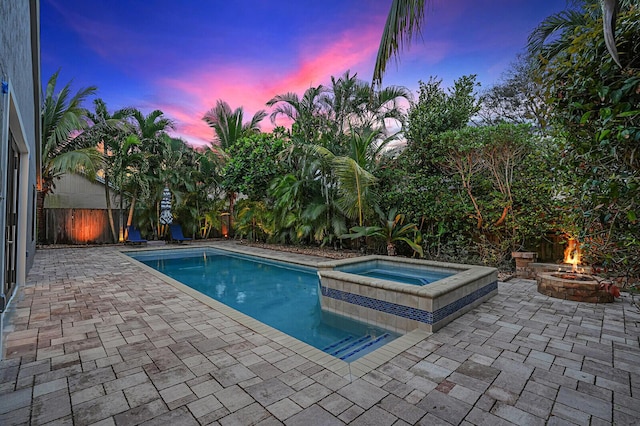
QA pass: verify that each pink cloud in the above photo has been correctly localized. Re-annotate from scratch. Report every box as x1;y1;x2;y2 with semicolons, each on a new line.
151;22;385;148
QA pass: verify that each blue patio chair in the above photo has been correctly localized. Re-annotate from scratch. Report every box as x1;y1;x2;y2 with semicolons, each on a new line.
169;224;192;243
125;226;147;244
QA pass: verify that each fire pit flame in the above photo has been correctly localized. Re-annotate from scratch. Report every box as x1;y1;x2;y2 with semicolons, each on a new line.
564;238;581;273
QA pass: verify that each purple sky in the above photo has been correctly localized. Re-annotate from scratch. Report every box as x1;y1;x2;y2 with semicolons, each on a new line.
41;0;568;147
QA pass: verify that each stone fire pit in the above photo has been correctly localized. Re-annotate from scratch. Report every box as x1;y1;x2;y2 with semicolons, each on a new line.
537;272;613;303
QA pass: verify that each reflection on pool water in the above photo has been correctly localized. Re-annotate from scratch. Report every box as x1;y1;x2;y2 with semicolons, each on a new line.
128;248;398;362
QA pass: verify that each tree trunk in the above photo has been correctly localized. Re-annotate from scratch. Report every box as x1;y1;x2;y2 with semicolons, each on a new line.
119;189;124;242
126;196;137;238
104;175;117;242
228;191;236;237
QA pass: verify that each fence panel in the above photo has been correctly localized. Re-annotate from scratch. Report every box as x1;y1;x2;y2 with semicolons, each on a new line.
536;233;566;263
45;209;124;244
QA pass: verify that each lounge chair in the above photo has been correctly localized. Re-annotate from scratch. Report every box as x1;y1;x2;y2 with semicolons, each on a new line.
125;226;147;244
169;224;192;243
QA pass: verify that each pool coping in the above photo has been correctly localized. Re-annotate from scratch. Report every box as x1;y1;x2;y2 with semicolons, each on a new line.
117;243;431;379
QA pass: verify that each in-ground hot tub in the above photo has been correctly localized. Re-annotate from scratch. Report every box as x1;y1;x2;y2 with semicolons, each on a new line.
317;256;498;333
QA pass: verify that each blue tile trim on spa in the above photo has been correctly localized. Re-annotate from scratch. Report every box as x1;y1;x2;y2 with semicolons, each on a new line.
321;281;498;325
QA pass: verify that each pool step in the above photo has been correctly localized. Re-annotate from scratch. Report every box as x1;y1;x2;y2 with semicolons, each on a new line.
324;333;393;362
322;335;355;352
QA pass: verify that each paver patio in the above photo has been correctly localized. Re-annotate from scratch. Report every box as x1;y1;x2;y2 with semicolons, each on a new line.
1;243;639;425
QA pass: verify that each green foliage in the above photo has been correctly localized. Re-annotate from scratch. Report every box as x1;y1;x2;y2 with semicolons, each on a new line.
342;207;423;257
478;54;551;131
404;75;481;186
531;1;640;281
381;75;564;266
203;100;266;150
407;75;480;147
234;200;273;242
268;173;305;243
41;70;99;196
222;133;287;199
262;75;410;246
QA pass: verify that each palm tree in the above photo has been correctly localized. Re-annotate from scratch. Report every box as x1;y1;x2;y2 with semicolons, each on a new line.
138;135;195;239
373;0;623;86
267;74;408;245
83;98;134;241
325;71;411;141
131;109;174;153
267;86;328;143
181;149;224;239
202;100;266;235
39;70;99;243
117;134;150;238
333;127;400;227
202;100;266;150
324;71;365;145
129;109;174;238
308;127;397;229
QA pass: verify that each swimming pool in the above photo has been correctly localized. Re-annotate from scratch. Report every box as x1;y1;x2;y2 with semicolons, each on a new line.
127;248;398;362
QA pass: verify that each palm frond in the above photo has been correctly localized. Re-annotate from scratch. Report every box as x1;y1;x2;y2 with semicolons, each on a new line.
333;156;378;225
49;147;102;181
527;9;588;61
373;0;428;86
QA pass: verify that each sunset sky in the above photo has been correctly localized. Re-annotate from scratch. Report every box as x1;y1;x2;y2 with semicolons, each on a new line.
41;0;568;147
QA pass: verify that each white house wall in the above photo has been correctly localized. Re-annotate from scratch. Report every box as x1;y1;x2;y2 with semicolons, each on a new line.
1;0;40;358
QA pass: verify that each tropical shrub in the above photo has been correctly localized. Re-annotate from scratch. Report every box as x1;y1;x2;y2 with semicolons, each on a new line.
530;0;640;283
222;133;288;200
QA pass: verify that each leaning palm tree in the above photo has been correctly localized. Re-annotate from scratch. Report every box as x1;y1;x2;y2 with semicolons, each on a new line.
39;70;100;243
372;0;623;86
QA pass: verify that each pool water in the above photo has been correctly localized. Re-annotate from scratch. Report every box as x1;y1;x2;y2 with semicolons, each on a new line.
337;264;454;286
129;249;398;362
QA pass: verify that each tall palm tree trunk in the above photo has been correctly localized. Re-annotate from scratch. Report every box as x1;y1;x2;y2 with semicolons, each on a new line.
126;195;137;237
104;175;117;242
228;191;236;238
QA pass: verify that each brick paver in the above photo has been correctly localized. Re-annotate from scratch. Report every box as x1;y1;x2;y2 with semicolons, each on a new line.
1;243;639;424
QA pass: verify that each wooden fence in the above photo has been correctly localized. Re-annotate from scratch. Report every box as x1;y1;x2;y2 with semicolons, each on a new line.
44;209;125;244
532;233;567;262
